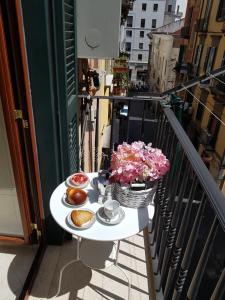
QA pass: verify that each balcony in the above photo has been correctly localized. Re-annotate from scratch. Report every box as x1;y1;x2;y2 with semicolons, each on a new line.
195;19;208;33
71;95;225;299
210;77;225;104
25;95;225;299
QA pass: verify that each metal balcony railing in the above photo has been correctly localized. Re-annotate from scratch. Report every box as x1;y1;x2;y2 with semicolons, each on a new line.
78;94;225;299
210;76;225;100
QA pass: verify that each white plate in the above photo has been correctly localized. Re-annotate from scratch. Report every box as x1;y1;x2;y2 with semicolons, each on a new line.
97;207;125;225
66;173;90;189
67;209;96;230
62;193;88;208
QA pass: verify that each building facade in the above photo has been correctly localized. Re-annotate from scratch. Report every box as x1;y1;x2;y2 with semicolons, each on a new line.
149;19;184;92
121;0;168;83
164;0;178;25
176;0;225;193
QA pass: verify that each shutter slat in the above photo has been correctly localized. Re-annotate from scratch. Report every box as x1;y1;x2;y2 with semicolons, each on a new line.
64;2;73;10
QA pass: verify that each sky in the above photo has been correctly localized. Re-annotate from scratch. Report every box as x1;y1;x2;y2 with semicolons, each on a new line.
176;0;188;17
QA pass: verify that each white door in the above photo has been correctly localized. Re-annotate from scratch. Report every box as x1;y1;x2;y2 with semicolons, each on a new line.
0;98;23;236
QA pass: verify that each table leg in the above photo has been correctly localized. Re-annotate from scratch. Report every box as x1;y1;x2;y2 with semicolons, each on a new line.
77;236;81;260
55;236;81;297
114;240;131;300
115;240;120;266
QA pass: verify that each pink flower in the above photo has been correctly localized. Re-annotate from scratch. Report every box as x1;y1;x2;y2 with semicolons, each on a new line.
109;141;170;184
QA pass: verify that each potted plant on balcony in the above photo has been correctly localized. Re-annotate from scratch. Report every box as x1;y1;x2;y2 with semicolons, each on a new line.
109;141;170;208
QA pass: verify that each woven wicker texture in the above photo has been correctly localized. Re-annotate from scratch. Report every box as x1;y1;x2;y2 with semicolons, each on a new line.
112;183;156;208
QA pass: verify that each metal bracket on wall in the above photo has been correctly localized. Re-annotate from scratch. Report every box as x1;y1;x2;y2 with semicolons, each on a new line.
13;109;29;128
30;222;42;240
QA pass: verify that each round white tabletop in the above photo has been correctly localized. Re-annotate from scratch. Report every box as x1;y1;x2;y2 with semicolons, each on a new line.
50;173;154;242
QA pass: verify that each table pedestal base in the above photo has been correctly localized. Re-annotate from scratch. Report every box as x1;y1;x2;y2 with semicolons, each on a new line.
55;238;131;299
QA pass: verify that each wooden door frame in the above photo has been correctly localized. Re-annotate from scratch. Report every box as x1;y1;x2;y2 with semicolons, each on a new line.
0;1;45;244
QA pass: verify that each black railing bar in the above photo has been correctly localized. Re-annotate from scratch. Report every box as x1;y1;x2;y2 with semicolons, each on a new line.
126;100;131;142
163;107;225;231
210;267;225;300
187;217;219;300
88;101;93;172
94;98;99;172
79;103;89;170
109;99;115;160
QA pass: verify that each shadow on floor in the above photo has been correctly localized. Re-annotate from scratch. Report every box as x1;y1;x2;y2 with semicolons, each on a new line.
29;235;149;300
0;244;37;300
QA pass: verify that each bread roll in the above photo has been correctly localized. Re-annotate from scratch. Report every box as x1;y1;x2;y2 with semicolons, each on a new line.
71;210;93;227
66;188;87;205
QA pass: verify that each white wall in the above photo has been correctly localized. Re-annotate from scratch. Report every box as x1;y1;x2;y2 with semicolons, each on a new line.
77;0;121;58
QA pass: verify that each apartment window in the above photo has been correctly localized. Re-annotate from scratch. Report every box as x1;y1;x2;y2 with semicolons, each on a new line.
153;4;158;12
194;44;203;75
127;16;133;27
204;0;212;21
138;54;142;61
196;103;204;121
142;3;147;11
125;42;131;51
168;5;172;12
204;47;216;73
140;31;144;38
217;0;225;21
139;43;143;49
207;115;220;148
126;30;132;37
141;19;145;28
152;19;157;28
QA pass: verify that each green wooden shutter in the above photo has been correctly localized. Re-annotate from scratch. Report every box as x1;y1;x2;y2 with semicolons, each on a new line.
64;0;79;174
53;0;79;177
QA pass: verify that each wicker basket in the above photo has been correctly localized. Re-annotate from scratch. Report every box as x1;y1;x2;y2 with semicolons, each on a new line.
111;182;157;208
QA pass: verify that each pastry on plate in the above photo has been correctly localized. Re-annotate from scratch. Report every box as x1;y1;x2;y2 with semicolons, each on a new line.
66;187;87;205
71;209;94;227
70;173;89;187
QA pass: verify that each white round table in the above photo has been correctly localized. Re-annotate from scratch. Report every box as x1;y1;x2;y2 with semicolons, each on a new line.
50;172;154;299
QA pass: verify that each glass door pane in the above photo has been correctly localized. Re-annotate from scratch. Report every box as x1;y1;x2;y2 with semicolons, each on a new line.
0;98;23;236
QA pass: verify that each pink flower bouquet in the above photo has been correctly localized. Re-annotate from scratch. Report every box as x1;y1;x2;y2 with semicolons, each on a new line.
110;141;170;185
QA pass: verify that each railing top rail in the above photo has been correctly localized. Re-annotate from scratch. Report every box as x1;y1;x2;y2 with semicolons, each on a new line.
77;94;162;101
163;107;225;231
78;66;225;101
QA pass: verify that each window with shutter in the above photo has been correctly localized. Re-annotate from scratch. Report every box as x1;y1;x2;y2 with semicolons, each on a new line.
127;16;133;27
141;19;145;28
203;47;211;72
194;44;203;75
203;0;212;30
205;47;216;73
152;19;157;28
217;0;225;21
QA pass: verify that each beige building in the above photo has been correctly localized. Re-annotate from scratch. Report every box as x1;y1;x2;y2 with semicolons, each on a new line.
149;34;178;91
148;19;184;92
81;59;113;172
